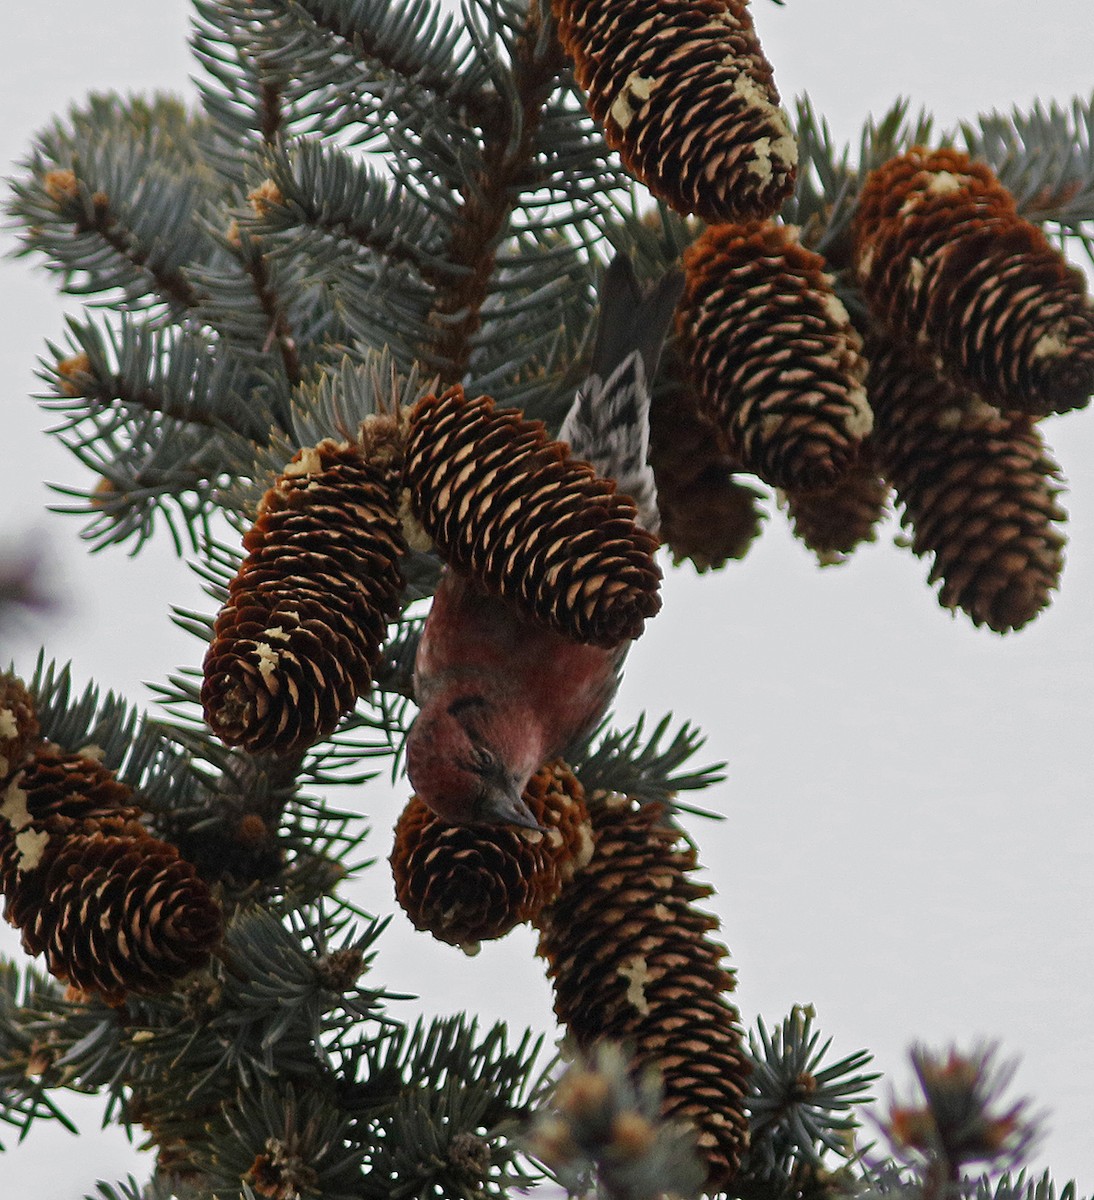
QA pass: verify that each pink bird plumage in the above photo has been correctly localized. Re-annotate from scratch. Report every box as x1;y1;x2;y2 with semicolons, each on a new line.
405;256;682;827
406;569;620;827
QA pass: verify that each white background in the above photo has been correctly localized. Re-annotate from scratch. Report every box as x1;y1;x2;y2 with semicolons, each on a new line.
1;2;1092;1195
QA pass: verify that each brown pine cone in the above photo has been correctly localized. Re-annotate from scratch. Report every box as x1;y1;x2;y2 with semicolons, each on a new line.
391;761;592;951
660;463;767;571
780;456;891;565
0;674;40;784
853;146;1094;415
202;439;407;755
536;794;749;1192
867;332;1066;632
16;829;221;1003
553;0;796;223
1;748;149;938
1;745;144;841
0;744;221;1002
677;221;873;490
649;353;766;570
403;387;661;647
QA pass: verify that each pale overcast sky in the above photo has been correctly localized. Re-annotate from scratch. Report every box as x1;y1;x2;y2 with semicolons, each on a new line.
1;2;1092;1195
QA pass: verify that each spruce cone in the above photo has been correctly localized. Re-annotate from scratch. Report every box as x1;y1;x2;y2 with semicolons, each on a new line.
677;221;873;490
1;745;144;841
536;795;749;1191
661;464;766;571
404;387;661;647
0;674;40;783
202;439;407;755
853;146;1094;416
0;749;221;1002
866;333;1066;632
649;356;766;570
13;829;222;1003
553;0;796;223
780;457;891;565
392;762;592;951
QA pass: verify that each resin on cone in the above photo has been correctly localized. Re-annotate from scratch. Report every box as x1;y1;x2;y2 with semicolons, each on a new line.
854;146;1094;416
403;386;661;648
866;331;1066;632
553;0;796;223
0;674;40;784
677;220;873;491
202;439;406;756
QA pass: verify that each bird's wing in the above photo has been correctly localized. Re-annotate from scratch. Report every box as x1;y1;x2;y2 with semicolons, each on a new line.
558;255;683;533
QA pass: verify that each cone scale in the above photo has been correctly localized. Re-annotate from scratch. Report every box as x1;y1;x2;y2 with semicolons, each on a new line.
0;744;221;1003
391;761;592;952
866;332;1066;632
404;386;661;648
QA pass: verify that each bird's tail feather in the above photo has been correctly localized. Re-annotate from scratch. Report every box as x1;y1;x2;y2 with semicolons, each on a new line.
590;254;684;383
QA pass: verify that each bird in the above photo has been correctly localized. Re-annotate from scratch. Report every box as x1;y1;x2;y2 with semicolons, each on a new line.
405;255;683;827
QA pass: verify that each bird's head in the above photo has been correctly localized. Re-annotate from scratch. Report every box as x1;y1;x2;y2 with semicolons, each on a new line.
405;693;542;829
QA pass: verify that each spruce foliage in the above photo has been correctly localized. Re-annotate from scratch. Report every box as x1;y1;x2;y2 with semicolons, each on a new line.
3;1;1093;1196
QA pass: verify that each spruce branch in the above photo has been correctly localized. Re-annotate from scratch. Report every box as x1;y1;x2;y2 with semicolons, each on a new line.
427;0;570;383
343;1016;548;1199
526;1042;706;1200
191;0;291;161
271;0;489;108
958;94;1094;261
228;225;305;389
570;713;728;810
964;1171;1083;1200
883;1044;1041;1195
0;961;80;1145
958;95;1094;225
8;94;223;313
741;1006;877;1187
47;423;223;555
42;314;272;442
248;139;452;283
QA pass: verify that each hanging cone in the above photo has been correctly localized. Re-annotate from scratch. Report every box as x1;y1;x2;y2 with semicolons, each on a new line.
780;456;891;565
403;387;661;648
0;749;221;1003
853;146;1094;416
7;828;222;1004
391;762;592;952
202;439;407;755
536;794;749;1192
553;0;796;223
661;463;766;571
649;353;766;570
1;745;144;841
866;332;1066;632
677;221;873;490
0;674;40;784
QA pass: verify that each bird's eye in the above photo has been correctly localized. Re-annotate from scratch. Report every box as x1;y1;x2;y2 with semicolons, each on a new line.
471;746;495;774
